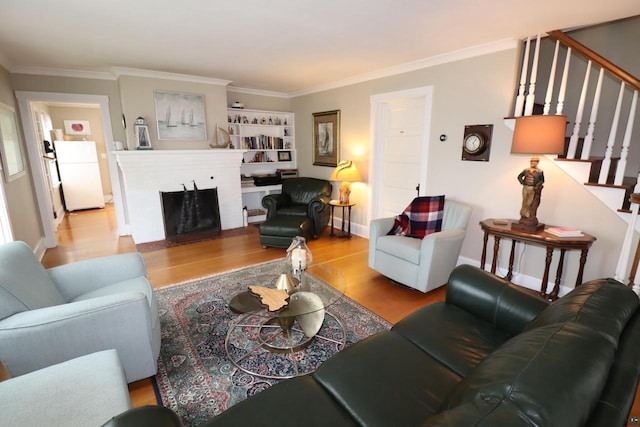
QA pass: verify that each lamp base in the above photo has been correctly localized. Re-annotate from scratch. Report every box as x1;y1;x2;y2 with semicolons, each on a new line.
339;182;351;204
511;221;545;233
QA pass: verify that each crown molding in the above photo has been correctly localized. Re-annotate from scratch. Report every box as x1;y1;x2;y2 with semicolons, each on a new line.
7;38;518;97
227;85;289;99
11;65;116;80
111;67;231;86
288;38;519;98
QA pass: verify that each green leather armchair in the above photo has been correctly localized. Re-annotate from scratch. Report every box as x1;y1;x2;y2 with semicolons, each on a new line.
260;178;332;247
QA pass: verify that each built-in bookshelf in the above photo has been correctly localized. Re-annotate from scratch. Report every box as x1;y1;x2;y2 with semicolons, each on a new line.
228;108;296;224
227;108;295;175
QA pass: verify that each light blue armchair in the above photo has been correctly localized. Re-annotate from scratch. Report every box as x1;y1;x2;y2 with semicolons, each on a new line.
368;200;472;293
0;241;160;383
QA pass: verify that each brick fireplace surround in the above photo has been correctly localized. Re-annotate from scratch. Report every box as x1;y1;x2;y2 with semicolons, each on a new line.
115;150;244;244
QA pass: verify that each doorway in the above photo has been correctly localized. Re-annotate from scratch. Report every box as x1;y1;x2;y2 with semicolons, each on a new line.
369;87;434;221
16;91;126;248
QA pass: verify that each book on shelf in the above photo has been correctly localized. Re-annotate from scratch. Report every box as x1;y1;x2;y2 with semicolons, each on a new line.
545;226;584;237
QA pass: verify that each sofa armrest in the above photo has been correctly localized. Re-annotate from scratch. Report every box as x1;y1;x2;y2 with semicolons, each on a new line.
47;253;147;301
446;265;549;336
308;196;331;236
262;193;290;219
0;293;155;380
0;349;132;427
101;405;183;427
368;217;395;267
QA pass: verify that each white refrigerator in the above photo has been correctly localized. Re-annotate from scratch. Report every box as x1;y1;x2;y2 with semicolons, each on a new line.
54;140;105;211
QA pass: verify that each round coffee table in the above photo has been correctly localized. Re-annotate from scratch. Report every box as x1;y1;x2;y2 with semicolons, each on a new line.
225;262;347;379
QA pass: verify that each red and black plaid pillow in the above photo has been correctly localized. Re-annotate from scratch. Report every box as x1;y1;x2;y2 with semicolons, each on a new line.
387;195;445;239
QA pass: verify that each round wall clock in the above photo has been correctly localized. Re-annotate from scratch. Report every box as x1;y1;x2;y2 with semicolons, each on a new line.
463;132;486;155
462;124;493;161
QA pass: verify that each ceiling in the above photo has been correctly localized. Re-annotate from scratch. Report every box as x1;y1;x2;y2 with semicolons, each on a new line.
1;1;639;96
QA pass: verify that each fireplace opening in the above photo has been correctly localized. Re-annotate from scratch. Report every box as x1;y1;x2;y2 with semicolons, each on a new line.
160;185;221;243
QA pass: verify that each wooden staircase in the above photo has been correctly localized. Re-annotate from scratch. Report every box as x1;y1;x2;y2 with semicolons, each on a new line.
515;30;640;220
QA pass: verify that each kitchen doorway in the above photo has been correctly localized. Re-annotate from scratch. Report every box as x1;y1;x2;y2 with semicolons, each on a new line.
16;92;126;248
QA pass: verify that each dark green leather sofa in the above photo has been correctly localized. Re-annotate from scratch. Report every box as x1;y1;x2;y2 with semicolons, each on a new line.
111;265;640;426
202;265;640;427
259;177;332;248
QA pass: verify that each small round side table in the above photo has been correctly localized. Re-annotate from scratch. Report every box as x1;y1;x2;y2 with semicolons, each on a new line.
329;200;355;238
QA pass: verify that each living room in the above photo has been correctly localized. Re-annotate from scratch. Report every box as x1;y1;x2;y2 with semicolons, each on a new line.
1;2;640;425
1;5;638;293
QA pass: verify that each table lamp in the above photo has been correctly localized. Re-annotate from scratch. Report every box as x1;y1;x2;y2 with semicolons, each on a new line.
329;160;361;204
510;115;567;232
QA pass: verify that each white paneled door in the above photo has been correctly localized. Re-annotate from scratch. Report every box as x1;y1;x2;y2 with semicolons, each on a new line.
370;87;433;221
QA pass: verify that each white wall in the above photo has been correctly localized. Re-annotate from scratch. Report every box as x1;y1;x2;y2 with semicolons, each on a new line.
118;75;228;151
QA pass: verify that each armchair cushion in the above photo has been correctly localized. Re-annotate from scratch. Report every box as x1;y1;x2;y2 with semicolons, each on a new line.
387;195;444;239
0;242;65;320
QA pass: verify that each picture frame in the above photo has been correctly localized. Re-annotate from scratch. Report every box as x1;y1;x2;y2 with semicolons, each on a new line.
0;102;26;182
154;90;207;141
63;120;91;136
277;150;292;162
313;110;340;167
134;124;152;150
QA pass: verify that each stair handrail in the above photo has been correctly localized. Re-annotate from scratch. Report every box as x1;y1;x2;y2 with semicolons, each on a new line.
547;30;640;92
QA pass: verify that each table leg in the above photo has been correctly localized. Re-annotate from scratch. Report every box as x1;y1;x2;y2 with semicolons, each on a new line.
481;231;489;270
507;240;516;281
576;248;589;287
340;206;346;234
541;247;553;297
491;236;501;274
330;205;335;237
346;206;352;238
549;249;566;300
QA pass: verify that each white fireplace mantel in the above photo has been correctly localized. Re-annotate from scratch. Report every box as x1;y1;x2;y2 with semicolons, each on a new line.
115;150;245;244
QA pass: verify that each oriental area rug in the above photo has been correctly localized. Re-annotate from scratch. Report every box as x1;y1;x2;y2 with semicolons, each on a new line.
153;259;392;426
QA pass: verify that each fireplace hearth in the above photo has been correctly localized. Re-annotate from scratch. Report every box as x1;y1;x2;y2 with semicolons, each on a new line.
161;185;221;243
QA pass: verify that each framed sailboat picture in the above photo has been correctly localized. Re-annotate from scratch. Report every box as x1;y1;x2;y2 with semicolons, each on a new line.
154;91;207;141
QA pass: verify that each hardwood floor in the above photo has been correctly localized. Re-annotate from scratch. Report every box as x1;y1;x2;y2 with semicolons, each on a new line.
41;204;444;408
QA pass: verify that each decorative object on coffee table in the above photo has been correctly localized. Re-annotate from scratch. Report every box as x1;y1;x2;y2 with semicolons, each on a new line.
248;285;290;312
286;235;312;281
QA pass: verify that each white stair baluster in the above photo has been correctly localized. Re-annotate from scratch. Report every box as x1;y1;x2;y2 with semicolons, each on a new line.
599;82;626;184
514;36;530;118
614;90;638;186
556;47;571;116
581;68;604;160
567;60;592;159
543;41;560;116
524;34;541;116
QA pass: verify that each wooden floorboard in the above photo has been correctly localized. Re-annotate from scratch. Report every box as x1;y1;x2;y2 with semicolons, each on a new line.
41;204;640;425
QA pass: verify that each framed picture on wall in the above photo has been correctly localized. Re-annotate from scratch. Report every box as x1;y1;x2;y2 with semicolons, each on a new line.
154;90;207;141
312;110;340;167
0;102;26;182
63;120;91;136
